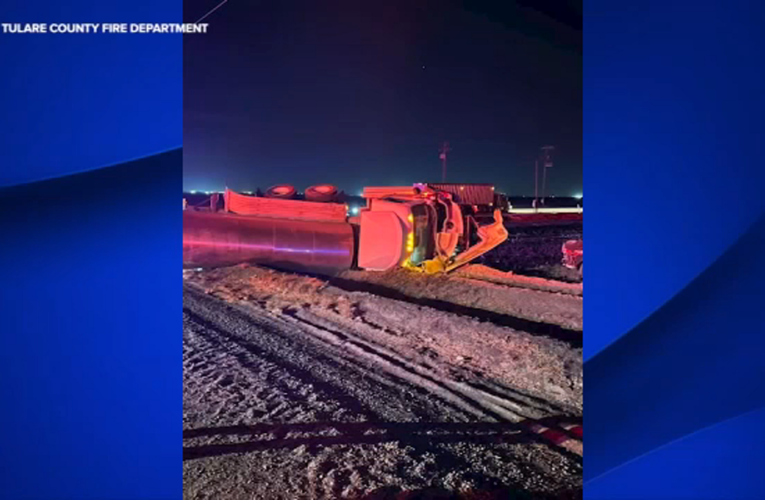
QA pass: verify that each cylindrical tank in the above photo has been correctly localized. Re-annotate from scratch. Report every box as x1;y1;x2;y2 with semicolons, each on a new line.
183;211;355;275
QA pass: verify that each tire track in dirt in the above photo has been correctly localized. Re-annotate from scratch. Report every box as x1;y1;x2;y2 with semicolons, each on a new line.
184;266;582;406
186;284;580;444
271;309;584;458
184;287;481;424
184;309;367;427
329;276;582;345
183;285;583;498
277;307;566;423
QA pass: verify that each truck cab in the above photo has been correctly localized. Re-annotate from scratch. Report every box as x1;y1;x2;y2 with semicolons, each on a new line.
357;185;507;273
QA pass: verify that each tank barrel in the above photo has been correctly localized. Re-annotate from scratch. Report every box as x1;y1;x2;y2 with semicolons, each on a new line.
183;211;355;275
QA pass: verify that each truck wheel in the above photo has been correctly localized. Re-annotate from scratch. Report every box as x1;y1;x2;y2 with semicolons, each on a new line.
305;184;338;202
265;184;297;199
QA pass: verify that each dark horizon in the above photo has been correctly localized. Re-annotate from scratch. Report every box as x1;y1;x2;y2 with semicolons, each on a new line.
183;1;582;197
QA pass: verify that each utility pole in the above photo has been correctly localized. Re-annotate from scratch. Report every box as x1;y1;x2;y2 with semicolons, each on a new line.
534;159;539;212
540;145;555;205
439;142;450;182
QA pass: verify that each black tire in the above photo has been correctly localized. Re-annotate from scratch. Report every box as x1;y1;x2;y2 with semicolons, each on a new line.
264;184;297;199
305;184;338;202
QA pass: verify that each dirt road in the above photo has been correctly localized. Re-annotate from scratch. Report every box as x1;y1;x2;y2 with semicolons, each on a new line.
183;267;582;499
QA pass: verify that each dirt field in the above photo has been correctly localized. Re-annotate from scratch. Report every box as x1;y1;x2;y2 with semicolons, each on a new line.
479;224;583;282
183;265;582;499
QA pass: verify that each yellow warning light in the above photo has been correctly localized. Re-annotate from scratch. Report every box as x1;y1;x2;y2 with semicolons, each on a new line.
407;214;414;223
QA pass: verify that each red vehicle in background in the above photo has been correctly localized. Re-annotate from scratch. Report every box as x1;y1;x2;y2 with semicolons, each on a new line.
562;239;583;278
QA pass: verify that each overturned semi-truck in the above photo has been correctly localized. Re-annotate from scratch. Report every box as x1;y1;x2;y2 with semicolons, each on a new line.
183;183;508;275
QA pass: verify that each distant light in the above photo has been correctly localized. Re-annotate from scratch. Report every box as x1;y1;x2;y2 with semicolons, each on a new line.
573;193;583;199
350;207;359;215
190;190;198;194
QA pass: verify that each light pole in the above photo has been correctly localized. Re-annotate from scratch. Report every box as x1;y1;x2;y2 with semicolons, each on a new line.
540;145;555;205
534;159;539;211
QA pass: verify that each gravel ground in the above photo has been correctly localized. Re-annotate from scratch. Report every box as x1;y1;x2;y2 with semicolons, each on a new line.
184;266;582;499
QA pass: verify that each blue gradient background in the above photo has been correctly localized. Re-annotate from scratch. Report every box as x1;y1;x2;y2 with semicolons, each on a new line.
0;0;182;498
0;0;182;187
586;0;765;498
3;0;765;498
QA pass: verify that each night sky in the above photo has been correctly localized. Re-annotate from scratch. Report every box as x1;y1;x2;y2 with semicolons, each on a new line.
183;1;582;196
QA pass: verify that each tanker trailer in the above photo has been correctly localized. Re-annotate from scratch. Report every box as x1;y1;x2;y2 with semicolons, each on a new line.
183;210;355;275
183;185;508;276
